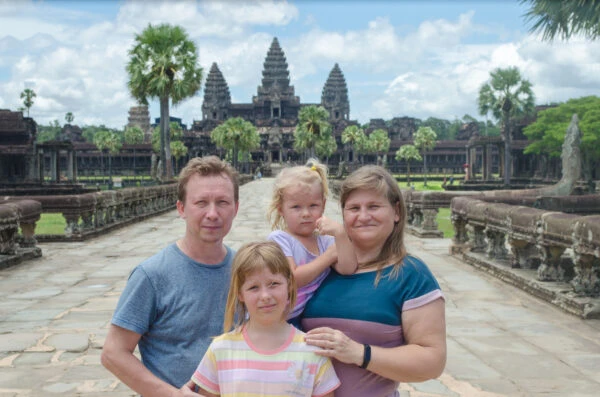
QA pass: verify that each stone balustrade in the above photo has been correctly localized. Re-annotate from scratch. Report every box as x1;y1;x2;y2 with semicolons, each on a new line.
404;190;484;237
0;199;42;269
0;184;178;245
450;196;600;306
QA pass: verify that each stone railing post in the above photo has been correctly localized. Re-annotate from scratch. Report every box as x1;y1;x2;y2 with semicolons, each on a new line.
537;213;578;282
571;215;600;297
0;204;19;255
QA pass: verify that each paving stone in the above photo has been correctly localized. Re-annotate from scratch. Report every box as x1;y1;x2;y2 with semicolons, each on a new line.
45;333;89;352
0;333;42;352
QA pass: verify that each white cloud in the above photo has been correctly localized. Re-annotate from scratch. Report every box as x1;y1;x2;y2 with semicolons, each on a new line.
2;1;600;129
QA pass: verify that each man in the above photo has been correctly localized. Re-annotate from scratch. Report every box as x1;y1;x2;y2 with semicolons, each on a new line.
102;156;239;396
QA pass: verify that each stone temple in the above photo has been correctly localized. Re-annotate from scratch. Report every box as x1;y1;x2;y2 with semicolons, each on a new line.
189;37;355;164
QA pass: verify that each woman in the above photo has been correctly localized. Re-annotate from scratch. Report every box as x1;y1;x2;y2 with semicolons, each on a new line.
303;165;446;397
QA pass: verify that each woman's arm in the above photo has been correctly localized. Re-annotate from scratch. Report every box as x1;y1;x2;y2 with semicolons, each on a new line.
305;298;446;383
317;216;358;275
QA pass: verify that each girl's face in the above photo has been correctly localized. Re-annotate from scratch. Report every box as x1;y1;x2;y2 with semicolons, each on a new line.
239;267;290;326
278;182;325;239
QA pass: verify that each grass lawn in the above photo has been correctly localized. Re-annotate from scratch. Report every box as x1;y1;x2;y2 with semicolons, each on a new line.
397;180;445;191
437;208;453;238
36;213;66;235
395;179;455;238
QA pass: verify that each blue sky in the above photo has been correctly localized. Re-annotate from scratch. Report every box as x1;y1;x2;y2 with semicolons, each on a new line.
1;0;599;129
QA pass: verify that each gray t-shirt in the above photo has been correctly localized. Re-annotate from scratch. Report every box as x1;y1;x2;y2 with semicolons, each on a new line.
111;243;233;388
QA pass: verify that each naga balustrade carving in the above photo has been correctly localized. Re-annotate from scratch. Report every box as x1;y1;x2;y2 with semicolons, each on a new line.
450;196;600;298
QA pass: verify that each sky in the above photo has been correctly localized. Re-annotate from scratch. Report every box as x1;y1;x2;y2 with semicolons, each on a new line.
1;0;599;129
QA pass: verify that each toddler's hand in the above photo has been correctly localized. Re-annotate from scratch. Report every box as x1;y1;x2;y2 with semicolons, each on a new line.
316;216;344;237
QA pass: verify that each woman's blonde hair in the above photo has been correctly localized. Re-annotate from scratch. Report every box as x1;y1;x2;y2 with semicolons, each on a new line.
223;241;297;332
267;158;329;230
340;165;407;282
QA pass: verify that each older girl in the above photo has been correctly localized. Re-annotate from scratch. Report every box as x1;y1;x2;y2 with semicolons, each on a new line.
184;241;340;397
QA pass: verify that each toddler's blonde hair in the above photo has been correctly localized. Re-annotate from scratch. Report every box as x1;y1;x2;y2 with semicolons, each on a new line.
267;158;329;230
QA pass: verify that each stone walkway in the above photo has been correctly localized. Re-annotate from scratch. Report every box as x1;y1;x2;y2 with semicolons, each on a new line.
0;178;599;396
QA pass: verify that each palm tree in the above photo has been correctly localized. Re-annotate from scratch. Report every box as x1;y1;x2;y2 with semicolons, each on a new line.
522;0;600;40
170;141;188;175
315;134;338;165
211;117;260;171
126;23;203;181
395;144;422;185
342;125;366;164
94;130;122;187
369;128;391;167
413;126;437;186
294;105;331;159
124;126;144;179
478;66;535;185
20;89;36;117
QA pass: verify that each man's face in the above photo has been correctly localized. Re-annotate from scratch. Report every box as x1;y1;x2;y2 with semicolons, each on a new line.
176;173;238;245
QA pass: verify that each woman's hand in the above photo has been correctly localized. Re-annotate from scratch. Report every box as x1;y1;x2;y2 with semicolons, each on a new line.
305;327;364;366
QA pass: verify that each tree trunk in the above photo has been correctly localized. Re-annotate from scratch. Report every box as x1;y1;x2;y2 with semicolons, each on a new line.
233;142;239;171
423;153;428;186
160;96;173;180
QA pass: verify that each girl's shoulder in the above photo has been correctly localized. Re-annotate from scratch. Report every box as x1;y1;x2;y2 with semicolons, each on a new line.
267;229;290;240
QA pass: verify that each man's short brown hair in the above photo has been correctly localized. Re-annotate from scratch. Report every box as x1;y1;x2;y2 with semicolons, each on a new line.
177;156;239;203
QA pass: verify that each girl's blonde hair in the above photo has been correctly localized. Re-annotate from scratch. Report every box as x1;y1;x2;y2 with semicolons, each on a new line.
223;241;297;332
267;158;329;230
340;165;407;283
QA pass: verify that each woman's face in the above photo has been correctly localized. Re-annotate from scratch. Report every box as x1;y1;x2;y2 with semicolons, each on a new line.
342;188;399;254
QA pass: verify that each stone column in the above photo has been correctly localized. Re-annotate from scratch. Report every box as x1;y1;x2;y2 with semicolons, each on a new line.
73;151;78;182
26;154;37;182
67;150;74;181
50;151;58;182
498;144;505;181
37;150;44;183
469;147;475;180
484;144;492;181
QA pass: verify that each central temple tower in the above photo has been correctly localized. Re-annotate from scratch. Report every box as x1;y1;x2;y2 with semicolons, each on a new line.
252;37;300;125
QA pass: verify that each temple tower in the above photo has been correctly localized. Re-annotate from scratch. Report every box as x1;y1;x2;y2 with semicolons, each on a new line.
321;63;349;121
253;37;300;123
127;105;151;142
202;63;232;121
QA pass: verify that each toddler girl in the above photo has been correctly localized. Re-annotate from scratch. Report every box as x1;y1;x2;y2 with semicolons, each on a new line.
267;159;357;325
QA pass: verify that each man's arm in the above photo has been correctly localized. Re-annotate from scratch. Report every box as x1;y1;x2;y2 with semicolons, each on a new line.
101;324;199;397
